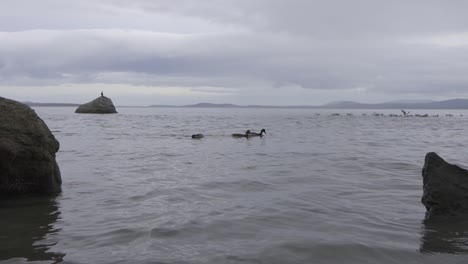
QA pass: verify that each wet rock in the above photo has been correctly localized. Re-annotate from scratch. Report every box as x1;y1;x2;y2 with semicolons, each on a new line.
0;97;61;194
422;152;468;218
75;96;117;114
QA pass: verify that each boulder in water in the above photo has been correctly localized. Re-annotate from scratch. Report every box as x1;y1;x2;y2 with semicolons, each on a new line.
75;96;117;114
422;152;468;218
0;97;61;194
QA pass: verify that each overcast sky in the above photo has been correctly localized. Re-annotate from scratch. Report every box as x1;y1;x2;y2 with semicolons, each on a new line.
1;0;468;105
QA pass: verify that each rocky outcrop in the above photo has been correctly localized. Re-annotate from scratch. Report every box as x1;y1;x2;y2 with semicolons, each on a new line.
75;96;117;114
422;152;468;218
0;97;61;194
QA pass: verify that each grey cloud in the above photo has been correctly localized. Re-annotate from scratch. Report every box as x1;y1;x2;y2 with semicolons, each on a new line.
109;0;468;36
1;28;468;97
1;0;468;103
6;1;468;36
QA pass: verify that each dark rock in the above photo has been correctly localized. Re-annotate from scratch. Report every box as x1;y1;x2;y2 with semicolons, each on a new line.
422;152;468;218
0;97;61;194
75;96;117;114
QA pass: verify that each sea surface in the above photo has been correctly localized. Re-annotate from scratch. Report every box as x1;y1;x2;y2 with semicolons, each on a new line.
2;107;468;264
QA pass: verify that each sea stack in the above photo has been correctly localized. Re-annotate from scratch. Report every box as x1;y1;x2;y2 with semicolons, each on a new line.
0;97;62;194
422;152;468;218
75;96;117;114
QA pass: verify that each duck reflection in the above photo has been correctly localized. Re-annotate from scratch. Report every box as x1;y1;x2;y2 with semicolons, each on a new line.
0;195;65;263
420;217;468;254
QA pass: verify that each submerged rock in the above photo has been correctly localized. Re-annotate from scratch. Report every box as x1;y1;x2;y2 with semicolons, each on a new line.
75;96;117;114
422;152;468;218
0;97;61;194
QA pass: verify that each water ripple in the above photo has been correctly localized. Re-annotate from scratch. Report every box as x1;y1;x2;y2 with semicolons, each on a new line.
3;107;468;263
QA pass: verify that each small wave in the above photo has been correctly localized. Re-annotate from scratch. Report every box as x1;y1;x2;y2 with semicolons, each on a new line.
129;189;162;202
260;241;419;264
224;255;262;263
150;228;180;238
75;228;147;248
200;180;275;193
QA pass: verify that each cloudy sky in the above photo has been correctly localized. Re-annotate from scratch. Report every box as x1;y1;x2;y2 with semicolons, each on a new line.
1;0;468;106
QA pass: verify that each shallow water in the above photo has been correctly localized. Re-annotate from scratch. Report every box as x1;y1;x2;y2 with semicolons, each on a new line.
2;107;468;263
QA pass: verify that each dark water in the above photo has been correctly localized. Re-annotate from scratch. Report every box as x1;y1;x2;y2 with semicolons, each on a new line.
2;107;468;264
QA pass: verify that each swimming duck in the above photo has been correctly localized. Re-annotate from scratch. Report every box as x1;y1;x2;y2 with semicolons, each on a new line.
247;129;266;137
191;134;204;139
232;130;251;138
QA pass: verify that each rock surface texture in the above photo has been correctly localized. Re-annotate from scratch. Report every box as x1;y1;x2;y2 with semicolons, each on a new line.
422;152;468;218
75;96;117;114
0;97;61;194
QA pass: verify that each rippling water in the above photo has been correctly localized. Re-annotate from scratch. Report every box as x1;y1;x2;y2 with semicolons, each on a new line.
2;107;468;264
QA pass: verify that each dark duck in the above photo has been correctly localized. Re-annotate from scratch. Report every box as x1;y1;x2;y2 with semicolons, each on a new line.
232;129;266;138
247;129;266;137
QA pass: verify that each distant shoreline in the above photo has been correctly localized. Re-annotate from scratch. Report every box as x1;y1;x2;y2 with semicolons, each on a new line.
24;98;468;110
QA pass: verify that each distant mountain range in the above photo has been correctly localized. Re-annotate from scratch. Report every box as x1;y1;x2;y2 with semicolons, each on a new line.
149;102;312;108
150;99;468;109
24;99;468;109
24;102;80;107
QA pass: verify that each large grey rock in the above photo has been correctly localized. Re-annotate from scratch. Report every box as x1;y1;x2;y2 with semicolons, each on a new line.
75;96;117;114
0;97;61;194
422;152;468;218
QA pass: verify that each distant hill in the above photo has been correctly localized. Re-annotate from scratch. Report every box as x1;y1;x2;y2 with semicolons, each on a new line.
24;98;468;109
183;103;239;108
385;99;435;104
24;102;80;107
149;103;239;108
150;103;316;108
324;101;363;108
152;99;468;109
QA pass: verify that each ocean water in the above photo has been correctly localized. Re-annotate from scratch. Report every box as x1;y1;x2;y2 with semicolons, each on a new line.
2;107;468;264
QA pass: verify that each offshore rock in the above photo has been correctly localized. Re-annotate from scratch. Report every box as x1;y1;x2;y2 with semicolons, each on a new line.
75;96;117;114
422;152;468;218
0;97;61;194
